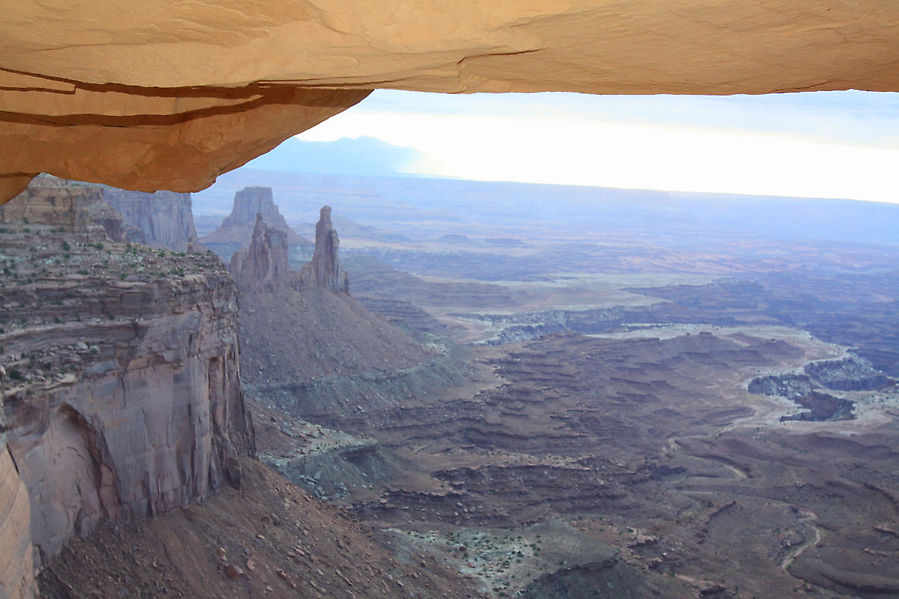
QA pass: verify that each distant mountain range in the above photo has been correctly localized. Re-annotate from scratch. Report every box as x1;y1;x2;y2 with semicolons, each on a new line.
244;136;422;177
194;168;899;248
191;135;899;249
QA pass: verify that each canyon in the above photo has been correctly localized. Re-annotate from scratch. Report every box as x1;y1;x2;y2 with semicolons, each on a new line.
0;179;484;599
3;172;899;597
3;4;898;598
202;181;899;597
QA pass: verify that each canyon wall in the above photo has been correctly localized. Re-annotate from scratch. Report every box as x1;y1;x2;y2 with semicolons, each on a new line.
3;271;253;565
101;188;198;251
3;2;898;199
0;180;254;594
0;177;125;242
0;420;35;599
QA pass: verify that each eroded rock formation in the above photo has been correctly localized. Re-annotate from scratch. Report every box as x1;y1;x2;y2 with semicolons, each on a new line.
0;180;254;592
0;418;35;599
3;2;899;199
101;188;198;251
221;187;290;232
229;214;289;291
297;206;349;294
0;176;126;242
200;186;308;260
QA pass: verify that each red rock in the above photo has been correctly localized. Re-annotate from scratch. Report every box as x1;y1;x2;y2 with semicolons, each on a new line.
225;564;244;579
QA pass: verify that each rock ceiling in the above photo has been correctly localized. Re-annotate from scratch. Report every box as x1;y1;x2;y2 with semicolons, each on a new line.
2;0;898;200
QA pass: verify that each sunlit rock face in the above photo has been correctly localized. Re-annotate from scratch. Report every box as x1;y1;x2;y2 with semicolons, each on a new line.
2;0;898;200
0;419;35;599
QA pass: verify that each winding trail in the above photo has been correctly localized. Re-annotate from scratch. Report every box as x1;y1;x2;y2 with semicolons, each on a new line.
780;509;822;571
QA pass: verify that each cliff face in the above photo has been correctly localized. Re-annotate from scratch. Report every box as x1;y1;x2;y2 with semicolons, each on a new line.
0;182;254;587
229;215;289;291
0;418;36;599
101;188;198;252
0;176;126;242
297;206;349;294
200;186;308;261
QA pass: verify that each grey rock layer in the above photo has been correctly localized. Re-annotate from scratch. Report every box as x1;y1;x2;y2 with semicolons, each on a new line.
101;188;198;252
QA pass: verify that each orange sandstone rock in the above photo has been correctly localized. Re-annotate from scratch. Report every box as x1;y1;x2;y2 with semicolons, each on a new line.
2;1;899;200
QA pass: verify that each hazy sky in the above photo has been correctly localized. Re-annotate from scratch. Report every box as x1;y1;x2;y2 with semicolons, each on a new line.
298;90;899;204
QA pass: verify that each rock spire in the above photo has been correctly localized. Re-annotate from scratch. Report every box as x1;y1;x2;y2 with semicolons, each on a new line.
297;206;349;294
229;213;289;291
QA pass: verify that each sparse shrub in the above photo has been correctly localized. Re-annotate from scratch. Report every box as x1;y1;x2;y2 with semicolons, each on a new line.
7;368;23;381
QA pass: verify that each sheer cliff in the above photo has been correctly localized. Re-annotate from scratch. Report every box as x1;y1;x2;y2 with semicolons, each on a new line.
100;188;198;251
0;180;254;592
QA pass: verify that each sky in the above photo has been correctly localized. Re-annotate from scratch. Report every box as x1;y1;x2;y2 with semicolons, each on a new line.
297;90;899;204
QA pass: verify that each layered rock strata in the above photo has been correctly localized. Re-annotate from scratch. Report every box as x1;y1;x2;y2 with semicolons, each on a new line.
0;176;126;242
101;188;198;251
0;182;254;589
